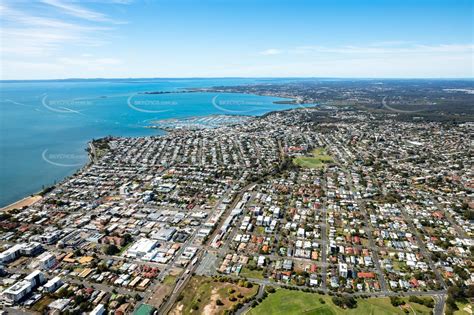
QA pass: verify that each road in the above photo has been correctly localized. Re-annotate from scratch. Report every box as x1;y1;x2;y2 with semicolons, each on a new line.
236;283;265;315
157;250;204;315
429;196;468;239
342;166;388;293
222;273;446;299
401;211;447;290
157;180;263;314
433;293;446;315
320;180;328;290
0;307;33;314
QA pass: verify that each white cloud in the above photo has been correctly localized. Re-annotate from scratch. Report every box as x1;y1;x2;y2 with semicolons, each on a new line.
0;1;127;79
41;0;125;24
213;54;472;78
259;43;473;57
1;56;124;80
58;56;122;66
259;48;283;56
290;43;474;55
1;2;472;83
0;2;118;64
0;5;112;31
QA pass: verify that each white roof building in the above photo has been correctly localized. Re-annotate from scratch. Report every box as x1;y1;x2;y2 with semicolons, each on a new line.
90;304;105;315
2;280;32;302
43;277;63;293
125;238;158;258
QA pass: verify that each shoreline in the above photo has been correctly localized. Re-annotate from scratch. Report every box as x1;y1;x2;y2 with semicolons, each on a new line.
186;88;306;105
0;195;43;212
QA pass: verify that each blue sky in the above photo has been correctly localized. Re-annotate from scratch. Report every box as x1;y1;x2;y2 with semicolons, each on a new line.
0;0;473;79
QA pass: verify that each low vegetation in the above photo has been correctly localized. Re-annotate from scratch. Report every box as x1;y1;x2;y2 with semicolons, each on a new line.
171;276;259;315
293;147;333;169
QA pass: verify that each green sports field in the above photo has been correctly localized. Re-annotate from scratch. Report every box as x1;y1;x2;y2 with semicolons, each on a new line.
248;289;433;315
293;148;333;169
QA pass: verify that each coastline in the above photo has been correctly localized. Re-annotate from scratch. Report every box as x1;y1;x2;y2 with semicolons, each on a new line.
0;195;42;212
187;88;305;105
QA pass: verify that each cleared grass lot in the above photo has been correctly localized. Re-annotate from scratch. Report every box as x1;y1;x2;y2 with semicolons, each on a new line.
239;267;265;279
293;148;333;169
170;276;259;315
454;301;472;315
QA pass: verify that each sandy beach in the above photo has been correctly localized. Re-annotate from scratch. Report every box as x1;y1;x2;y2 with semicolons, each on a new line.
0;195;42;212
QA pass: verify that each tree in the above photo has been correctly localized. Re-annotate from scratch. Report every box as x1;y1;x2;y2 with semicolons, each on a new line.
79;301;91;311
123;233;133;245
390;296;405;307
332;296;357;309
104;244;119;255
266;286;276;293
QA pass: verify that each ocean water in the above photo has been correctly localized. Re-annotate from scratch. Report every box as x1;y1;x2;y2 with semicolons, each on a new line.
0;78;299;207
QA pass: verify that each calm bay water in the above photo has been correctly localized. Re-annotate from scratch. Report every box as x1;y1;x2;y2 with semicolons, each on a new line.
0;78;298;207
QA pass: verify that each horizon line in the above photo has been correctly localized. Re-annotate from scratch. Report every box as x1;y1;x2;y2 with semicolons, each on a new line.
1;76;474;82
